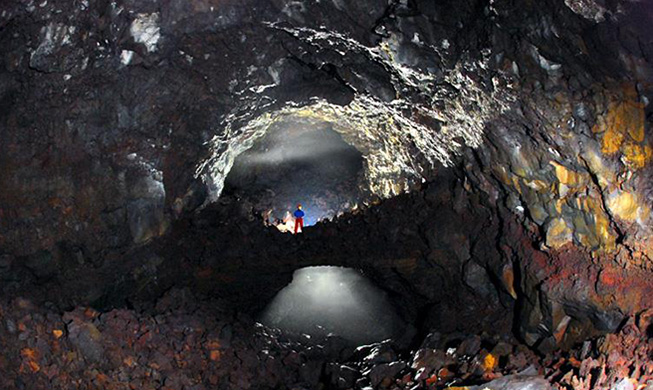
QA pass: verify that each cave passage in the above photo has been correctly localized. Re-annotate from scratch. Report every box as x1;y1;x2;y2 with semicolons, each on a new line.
1;0;652;388
259;266;406;345
222;119;365;230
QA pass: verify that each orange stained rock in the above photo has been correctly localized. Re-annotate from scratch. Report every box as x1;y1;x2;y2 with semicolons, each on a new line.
52;329;63;339
622;142;652;170
123;356;137;367
210;350;221;361
568;357;581;368
502;266;517;299
20;348;37;359
553;315;571;344
175;353;189;368
26;360;40;373
425;374;438;385
581;148;617;185
95;373;109;384
598;268;619;286
523;178;548;192
555;198;565;214
438;367;453;379
482;353;497;371
607;191;646;222
581;197;616;252
546;217;572;249
628;103;646;142
599;109;626;155
492;165;512;186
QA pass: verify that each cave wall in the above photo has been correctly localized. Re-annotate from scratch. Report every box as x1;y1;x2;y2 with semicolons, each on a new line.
0;0;652;350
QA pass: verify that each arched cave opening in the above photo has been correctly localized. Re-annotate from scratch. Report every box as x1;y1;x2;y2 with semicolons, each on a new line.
259;266;406;345
222;119;366;231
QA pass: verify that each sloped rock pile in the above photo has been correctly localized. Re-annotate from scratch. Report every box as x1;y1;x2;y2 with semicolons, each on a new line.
0;288;331;390
2;286;649;389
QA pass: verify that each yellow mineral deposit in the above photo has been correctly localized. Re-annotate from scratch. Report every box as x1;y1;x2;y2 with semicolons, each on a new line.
593;85;650;170
622;142;652;170
546;217;573;249
482;353;498;371
607;190;651;224
550;161;585;187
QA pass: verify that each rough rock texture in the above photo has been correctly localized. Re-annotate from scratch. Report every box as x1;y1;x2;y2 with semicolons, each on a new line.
0;288;651;389
0;0;653;387
222;119;366;224
1;0;650;254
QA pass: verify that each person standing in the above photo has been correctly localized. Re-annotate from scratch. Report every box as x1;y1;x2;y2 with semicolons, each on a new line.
294;204;305;234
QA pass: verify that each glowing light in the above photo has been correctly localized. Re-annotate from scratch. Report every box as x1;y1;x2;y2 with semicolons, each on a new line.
223;120;364;230
260;267;405;345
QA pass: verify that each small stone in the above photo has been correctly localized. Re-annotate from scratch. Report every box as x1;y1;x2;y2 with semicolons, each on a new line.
210;350;221;361
330;364;360;389
368;361;406;387
461;374;553;390
458;335;482;356
5;319;16;334
67;321;104;363
491;341;514;357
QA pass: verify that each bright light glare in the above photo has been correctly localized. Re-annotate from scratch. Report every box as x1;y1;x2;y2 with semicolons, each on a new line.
260;266;404;345
223;121;364;229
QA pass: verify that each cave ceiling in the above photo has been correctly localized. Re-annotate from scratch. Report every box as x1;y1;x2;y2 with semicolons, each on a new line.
1;0;651;253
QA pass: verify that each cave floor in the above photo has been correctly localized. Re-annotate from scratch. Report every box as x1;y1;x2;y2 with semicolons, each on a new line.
1;185;652;389
0;287;651;390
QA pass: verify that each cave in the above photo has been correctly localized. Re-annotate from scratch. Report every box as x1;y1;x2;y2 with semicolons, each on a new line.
260;266;406;345
0;0;652;389
222;118;366;230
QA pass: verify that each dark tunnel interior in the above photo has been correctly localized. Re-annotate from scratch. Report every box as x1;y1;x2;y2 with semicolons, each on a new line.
0;0;652;389
222;119;365;229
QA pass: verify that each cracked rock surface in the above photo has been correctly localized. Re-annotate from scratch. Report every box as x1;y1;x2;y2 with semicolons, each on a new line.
0;0;652;388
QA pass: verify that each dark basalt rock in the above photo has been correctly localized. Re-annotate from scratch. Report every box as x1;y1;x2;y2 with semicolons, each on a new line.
0;0;652;388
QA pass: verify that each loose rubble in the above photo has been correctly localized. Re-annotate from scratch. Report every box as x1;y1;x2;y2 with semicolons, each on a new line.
1;288;651;389
0;0;652;389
